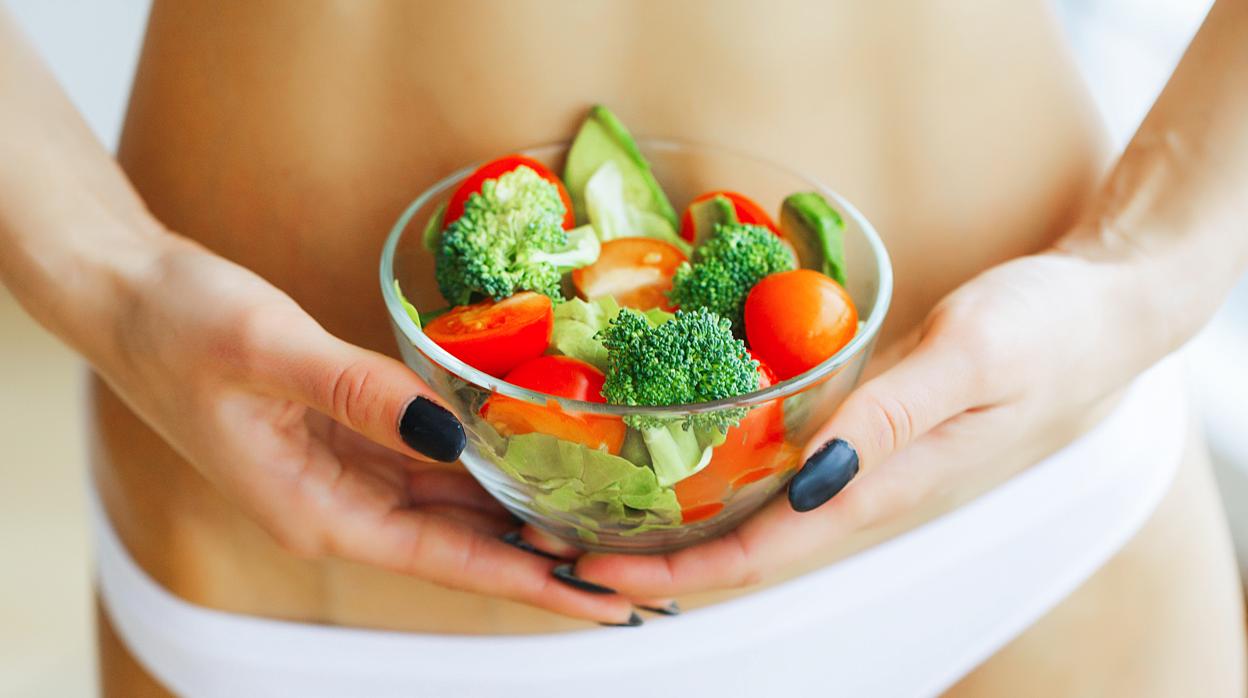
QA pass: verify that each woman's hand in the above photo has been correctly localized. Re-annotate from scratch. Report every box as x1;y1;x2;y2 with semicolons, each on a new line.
96;233;640;625
545;249;1163;598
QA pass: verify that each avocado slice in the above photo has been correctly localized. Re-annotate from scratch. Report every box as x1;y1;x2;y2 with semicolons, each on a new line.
563;105;678;228
686;194;738;247
780;192;847;285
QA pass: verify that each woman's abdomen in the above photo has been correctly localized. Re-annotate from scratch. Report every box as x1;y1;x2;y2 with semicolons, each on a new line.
98;0;1110;633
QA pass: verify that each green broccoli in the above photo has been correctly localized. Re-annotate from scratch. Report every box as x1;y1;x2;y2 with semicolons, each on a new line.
667;222;796;332
435;166;599;305
600;308;760;486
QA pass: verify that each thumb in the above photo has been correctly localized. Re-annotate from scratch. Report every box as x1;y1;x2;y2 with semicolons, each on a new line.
787;337;979;511
260;316;466;462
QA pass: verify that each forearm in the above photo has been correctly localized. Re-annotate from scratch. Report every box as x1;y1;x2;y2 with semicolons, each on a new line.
0;9;169;362
1060;0;1248;353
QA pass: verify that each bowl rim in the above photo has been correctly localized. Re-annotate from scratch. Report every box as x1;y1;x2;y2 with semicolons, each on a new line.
380;137;893;415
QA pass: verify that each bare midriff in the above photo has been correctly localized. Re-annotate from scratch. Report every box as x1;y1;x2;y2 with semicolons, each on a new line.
98;0;1110;635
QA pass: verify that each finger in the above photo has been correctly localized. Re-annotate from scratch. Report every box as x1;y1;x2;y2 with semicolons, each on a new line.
327;507;638;625
512;527;677;614
257;317;466;463
519;525;584;559
787;336;982;512
408;469;510;518
633;598;681;616
420;505;515;537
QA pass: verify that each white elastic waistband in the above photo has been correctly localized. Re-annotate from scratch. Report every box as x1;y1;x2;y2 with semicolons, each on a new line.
93;357;1188;698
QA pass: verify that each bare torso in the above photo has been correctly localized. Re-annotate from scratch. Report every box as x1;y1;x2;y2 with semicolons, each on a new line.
93;1;1242;694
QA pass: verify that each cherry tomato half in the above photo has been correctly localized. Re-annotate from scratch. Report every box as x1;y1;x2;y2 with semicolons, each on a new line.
423;292;553;377
481;356;626;453
744;269;858;381
678;190;780;242
571;237;687;312
444;154;575;230
673;357;789;519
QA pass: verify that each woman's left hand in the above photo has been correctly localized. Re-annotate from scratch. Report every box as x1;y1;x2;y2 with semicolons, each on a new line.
536;247;1164;599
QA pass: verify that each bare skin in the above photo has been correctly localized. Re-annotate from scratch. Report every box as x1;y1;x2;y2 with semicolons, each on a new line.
1;1;1245;695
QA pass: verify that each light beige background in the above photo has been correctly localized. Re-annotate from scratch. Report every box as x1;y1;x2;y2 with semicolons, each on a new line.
0;290;92;697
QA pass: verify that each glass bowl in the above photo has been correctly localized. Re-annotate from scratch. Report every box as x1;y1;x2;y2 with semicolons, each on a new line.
380;139;892;553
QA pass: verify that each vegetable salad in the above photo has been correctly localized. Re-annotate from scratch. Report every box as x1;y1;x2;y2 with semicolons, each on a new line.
398;106;859;537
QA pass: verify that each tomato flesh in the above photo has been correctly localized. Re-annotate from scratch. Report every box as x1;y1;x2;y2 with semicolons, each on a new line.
444;154;575;230
423;292;553;377
481;355;625;453
744;269;858;381
571;237;687;311
678;190;781;242
673;359;790;519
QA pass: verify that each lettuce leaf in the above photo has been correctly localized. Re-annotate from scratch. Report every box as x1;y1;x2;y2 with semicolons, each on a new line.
549;296;673;370
421;201;449;252
394;280;423;329
490;432;681;534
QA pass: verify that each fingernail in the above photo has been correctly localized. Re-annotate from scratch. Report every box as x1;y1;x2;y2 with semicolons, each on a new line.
598;612;644;628
638;601;681;616
788;438;859;512
552;563;616;595
399;397;466;462
501;531;562;561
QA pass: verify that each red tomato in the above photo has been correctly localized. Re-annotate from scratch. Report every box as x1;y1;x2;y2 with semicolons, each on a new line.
444;154;575;230
481;356;626;453
678;190;781;242
502;355;608;403
673;358;789;518
571;237;687;311
744;270;858;381
423;292;553;377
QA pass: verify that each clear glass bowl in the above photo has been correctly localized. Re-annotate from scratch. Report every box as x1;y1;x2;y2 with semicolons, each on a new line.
380;140;892;553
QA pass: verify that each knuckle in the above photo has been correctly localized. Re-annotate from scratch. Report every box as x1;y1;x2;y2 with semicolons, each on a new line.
860;388;917;456
325;359;384;432
927;299;1008;395
219;303;291;378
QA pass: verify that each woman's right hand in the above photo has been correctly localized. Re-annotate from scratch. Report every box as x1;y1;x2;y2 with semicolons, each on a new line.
95;232;639;625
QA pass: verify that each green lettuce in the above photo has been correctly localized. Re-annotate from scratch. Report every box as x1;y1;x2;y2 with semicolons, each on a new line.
394;280;422;328
393;280;449;329
489;432;681;535
549;296;673;370
421;201;449;252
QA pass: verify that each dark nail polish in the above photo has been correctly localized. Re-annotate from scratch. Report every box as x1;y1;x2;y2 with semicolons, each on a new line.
399;397;466;462
501;531;562;561
598;612;644;627
788;438;859;512
552;563;616;595
638;602;681;616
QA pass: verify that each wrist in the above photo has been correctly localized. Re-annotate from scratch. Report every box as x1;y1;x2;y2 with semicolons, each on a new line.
1052;222;1190;373
1;205;175;368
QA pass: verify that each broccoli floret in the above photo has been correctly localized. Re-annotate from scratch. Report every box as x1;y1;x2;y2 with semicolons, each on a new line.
435;166;598;305
600;308;760;486
667;222;796;332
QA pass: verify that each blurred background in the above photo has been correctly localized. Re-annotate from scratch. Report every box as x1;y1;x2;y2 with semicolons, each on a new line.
0;0;1243;695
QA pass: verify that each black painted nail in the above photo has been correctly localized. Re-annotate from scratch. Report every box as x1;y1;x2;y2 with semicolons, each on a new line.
552;563;617;595
598;612;644;628
501;531;563;561
788;438;859;512
399;397;466;462
637;602;681;616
